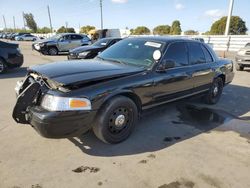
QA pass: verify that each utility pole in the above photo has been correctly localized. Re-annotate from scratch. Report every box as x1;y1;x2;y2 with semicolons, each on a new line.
22;12;26;30
47;5;53;33
100;0;103;30
13;16;16;32
65;22;68;32
225;0;234;36
2;15;7;31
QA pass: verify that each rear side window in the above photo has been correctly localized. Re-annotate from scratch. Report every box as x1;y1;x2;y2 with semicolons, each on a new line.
71;35;83;40
201;45;213;62
188;42;206;65
163;42;188;67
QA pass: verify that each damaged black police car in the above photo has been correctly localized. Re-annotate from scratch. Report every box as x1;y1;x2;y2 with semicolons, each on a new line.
13;37;234;144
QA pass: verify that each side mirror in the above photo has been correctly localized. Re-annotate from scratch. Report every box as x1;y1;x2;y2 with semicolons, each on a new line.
157;60;175;72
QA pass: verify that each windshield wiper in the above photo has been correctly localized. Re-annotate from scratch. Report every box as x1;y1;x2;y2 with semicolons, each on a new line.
97;57;127;65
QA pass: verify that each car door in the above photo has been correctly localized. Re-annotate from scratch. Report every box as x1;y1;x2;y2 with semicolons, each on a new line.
70;34;83;49
152;42;194;104
187;42;215;92
58;35;72;51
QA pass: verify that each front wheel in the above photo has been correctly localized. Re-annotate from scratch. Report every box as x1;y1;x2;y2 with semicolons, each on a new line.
204;77;224;105
93;96;138;144
48;47;58;55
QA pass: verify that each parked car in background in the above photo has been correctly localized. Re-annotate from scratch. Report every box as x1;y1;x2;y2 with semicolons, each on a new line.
0;41;23;73
68;37;122;60
32;33;91;55
10;32;31;41
192;37;205;43
235;43;250;71
15;34;37;41
13;37;234;144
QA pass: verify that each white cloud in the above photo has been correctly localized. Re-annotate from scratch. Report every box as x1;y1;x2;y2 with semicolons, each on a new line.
175;3;184;10
204;9;225;20
111;0;128;3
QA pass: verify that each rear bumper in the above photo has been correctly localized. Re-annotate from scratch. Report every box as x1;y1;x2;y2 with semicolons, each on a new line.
28;106;96;138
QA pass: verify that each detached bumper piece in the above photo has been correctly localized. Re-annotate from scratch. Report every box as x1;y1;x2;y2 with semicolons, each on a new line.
12;77;41;124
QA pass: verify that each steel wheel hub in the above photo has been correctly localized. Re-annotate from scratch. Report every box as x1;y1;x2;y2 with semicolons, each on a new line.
213;85;219;96
115;114;125;127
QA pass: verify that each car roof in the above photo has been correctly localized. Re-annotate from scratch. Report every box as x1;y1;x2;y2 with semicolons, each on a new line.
128;36;199;43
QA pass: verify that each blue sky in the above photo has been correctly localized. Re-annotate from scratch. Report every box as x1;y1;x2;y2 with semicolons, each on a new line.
0;0;249;33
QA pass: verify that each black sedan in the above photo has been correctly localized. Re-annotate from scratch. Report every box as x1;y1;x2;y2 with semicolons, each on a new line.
13;37;234;144
68;37;122;60
0;41;24;73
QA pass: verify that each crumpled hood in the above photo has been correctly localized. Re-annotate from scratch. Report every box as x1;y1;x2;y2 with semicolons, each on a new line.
70;45;102;54
29;60;145;86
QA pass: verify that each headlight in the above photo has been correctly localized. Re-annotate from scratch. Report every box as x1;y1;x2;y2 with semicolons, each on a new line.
78;51;90;57
237;50;246;56
39;43;45;47
41;94;91;111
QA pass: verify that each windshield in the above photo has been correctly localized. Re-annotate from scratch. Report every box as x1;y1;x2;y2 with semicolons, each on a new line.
98;38;164;68
93;38;110;47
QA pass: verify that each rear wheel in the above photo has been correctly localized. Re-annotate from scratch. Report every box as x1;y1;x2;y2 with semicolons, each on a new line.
93;96;138;144
204;77;224;104
48;47;58;55
0;59;7;74
236;63;244;71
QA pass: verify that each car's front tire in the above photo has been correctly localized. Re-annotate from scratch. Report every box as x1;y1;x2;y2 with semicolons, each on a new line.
204;77;224;104
48;47;58;55
235;63;244;71
93;96;138;144
0;58;7;74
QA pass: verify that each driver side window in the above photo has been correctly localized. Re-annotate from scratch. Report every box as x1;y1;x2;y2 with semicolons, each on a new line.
163;42;188;67
61;35;71;41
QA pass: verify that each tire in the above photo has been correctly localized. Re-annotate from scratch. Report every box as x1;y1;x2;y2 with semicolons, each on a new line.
204;77;224;105
48;47;58;55
19;38;23;41
93;96;138;144
235;63;244;71
0;58;7;74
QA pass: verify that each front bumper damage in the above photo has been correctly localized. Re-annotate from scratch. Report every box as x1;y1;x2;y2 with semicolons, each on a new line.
12;76;96;138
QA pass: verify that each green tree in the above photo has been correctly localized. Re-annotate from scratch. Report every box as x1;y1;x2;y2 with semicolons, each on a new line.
37;27;51;34
184;30;199;35
202;31;211;35
210;16;248;35
131;26;151;35
80;25;95;34
170;20;182;35
153;25;171;35
57;26;75;33
23;13;38;32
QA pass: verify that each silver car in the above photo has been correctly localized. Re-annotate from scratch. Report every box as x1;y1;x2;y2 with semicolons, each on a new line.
32;33;92;55
15;34;38;41
235;43;250;71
